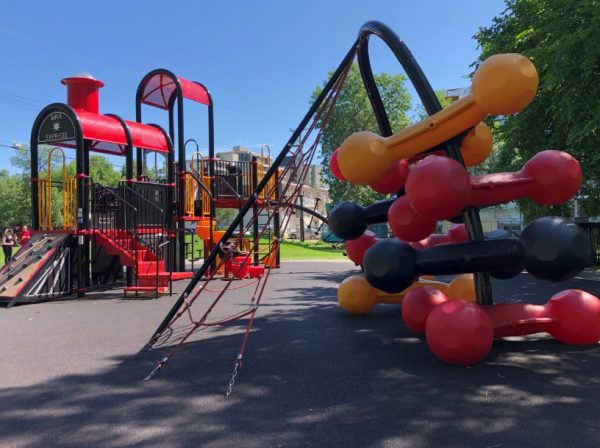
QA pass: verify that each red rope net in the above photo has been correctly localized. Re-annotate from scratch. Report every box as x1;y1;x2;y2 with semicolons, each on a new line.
143;57;355;391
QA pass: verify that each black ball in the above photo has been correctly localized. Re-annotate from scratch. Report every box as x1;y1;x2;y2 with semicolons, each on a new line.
520;216;590;282
363;239;417;293
328;202;368;241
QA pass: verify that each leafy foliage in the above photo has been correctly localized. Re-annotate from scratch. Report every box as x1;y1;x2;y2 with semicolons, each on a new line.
312;63;412;206
474;0;600;221
0;170;31;229
3;144;123;228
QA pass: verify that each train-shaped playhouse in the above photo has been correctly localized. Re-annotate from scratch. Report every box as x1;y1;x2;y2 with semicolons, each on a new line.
0;70;282;306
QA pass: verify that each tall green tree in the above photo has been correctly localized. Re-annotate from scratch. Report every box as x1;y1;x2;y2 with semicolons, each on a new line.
312;63;412;205
0;170;31;228
474;0;600;221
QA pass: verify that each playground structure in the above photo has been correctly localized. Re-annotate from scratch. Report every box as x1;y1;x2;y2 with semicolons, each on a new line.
139;20;599;389
1;18;598;394
0;69;288;306
327;36;600;364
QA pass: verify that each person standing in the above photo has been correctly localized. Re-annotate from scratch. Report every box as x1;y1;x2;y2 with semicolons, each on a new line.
18;225;31;247
2;228;17;266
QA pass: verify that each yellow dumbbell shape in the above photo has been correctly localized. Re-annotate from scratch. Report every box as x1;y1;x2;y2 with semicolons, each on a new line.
337;273;475;315
337;53;538;184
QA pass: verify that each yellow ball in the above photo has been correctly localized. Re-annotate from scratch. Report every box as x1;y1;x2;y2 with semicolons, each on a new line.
472;53;538;115
338;132;392;185
447;274;476;302
460;123;493;166
337;275;378;315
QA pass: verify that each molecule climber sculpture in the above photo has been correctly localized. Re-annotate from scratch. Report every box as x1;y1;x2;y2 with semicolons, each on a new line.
328;52;600;365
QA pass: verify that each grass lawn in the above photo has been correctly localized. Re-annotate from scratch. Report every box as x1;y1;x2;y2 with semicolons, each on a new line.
184;234;346;261
279;240;346;260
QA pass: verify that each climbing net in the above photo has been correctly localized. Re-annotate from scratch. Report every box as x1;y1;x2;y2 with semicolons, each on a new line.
143;54;355;394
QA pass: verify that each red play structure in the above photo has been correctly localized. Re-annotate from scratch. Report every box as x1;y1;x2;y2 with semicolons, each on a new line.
0;70;281;306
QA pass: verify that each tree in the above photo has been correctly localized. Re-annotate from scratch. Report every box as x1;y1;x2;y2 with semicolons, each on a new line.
0;170;31;228
474;0;600;221
312;63;412;206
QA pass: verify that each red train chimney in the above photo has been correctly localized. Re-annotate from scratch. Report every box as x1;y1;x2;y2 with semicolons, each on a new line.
61;73;104;114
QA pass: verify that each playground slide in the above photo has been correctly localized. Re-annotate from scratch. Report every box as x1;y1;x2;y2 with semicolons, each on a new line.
0;234;72;307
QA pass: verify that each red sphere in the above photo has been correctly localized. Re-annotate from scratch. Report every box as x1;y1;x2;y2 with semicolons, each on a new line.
329;148;346;181
369;159;410;194
523;150;582;205
547;289;600;345
406;156;471;220
388;196;437;242
426;300;494;365
345;230;378;265
402;287;449;334
447;224;469;243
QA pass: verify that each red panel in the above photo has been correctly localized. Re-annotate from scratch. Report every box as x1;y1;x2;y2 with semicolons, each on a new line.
178;77;210;106
139;73;211;109
71;110;169;153
125;121;170;153
76;110;128;146
140;74;175;110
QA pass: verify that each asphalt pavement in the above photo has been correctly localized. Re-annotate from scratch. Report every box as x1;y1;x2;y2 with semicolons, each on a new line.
1;261;600;448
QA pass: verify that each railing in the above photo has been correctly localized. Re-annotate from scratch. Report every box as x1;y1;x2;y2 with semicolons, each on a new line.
91;182;170;291
120;183;169;269
576;221;600;266
91;184;139;284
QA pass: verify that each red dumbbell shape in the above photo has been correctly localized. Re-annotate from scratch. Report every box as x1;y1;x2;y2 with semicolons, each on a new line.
410;288;600;365
345;230;378;265
329;148;346;181
487;289;600;344
410;224;468;250
469;149;582;206
330;147;410;194
369;159;411;194
390;150;582;242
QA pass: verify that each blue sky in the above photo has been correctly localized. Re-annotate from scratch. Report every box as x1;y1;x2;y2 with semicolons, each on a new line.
0;0;506;173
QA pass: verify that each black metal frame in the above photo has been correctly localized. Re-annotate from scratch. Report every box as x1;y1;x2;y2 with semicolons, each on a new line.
355;21;492;305
30;101;174;297
135;69;215;274
150;20;499;342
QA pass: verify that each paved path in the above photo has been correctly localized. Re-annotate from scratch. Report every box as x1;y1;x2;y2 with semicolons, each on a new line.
1;261;600;447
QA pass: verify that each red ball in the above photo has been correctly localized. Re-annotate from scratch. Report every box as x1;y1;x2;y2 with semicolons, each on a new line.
523;150;582;205
406;156;471;220
369;159;410;194
447;223;468;243
388;196;437;242
345;230;378;265
329;148;346;181
402;287;449;334
426;300;493;365
547;289;600;345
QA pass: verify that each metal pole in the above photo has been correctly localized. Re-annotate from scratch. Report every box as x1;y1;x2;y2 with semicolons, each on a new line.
149;41;358;343
299;193;305;242
251;157;259;266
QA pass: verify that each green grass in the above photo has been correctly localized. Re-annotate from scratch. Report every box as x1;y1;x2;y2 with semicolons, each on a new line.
279;240;346;261
183;234;346;261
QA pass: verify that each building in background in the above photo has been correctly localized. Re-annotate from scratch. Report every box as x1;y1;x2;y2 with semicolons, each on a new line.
214;146;330;238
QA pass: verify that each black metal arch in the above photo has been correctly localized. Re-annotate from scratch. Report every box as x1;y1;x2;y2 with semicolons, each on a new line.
136;68;215;273
30;102;88;296
354;20;492;304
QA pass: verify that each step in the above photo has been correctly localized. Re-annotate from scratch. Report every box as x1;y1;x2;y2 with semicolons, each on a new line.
123;286;168;296
137;271;193;287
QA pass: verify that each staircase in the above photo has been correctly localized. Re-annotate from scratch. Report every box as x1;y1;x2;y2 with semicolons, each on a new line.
94;230;191;294
92;183;192;296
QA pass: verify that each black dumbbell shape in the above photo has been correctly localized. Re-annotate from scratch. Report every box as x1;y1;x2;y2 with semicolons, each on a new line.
328;199;394;240
485;229;524;279
364;216;589;293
